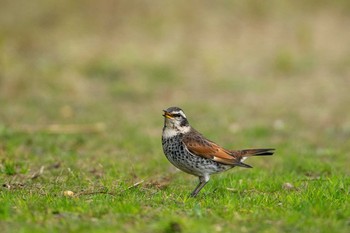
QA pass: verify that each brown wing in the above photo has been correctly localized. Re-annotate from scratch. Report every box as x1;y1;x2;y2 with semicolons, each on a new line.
182;129;240;165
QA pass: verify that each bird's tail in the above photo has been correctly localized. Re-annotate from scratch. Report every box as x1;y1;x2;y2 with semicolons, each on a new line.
241;148;275;156
231;148;275;168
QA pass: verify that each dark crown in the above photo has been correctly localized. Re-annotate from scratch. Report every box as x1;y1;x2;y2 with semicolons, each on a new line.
165;106;183;113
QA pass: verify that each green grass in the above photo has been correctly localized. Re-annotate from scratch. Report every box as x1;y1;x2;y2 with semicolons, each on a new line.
1;0;350;232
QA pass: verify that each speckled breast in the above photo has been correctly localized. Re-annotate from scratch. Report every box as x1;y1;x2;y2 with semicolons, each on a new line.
162;134;231;177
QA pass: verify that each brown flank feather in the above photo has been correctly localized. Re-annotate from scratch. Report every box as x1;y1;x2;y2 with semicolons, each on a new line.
182;129;275;168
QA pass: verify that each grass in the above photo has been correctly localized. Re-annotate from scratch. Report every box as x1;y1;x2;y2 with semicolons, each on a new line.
1;0;350;232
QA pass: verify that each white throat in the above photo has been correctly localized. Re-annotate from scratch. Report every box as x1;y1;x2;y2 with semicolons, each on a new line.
162;126;191;139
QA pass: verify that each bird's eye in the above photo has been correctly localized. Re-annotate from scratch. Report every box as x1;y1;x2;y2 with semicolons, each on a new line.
173;114;181;118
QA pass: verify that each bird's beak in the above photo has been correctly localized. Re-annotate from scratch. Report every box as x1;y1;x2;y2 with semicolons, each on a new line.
162;110;173;119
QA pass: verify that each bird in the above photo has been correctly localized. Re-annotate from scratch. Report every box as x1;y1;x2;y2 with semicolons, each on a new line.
161;106;275;197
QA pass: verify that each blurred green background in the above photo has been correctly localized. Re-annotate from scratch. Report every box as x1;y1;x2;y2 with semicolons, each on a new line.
1;0;350;232
1;0;350;133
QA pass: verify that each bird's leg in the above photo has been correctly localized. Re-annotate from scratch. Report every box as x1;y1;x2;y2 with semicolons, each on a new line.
190;181;205;197
190;175;210;197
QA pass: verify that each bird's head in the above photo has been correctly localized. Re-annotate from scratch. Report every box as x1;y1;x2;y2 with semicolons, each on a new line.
162;107;190;134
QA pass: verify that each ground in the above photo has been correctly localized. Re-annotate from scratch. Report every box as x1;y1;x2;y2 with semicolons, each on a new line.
0;1;349;232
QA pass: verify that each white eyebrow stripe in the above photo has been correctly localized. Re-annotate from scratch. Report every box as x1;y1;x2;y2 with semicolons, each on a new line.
171;110;187;118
